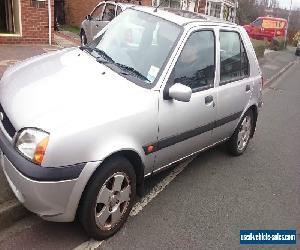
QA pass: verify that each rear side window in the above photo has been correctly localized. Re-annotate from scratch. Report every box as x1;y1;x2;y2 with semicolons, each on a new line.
116;6;122;16
219;31;249;84
174;30;215;92
102;3;116;21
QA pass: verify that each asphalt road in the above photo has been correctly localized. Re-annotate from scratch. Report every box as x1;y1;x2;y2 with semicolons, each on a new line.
0;61;299;249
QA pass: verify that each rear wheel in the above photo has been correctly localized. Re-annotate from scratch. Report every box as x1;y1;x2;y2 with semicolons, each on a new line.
227;110;253;156
79;156;136;240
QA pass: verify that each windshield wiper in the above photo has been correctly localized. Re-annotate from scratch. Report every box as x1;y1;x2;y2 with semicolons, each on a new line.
114;63;150;82
80;46;114;63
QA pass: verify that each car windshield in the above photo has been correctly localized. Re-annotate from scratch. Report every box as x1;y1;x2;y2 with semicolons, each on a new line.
84;9;182;87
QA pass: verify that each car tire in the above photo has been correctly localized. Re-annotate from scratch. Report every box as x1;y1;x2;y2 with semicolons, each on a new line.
79;156;136;240
80;30;87;46
227;110;254;156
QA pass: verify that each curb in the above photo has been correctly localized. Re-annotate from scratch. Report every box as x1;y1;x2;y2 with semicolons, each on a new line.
263;60;296;88
0;199;30;231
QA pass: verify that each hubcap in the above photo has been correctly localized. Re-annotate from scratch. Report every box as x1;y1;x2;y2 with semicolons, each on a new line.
95;172;131;231
237;115;252;151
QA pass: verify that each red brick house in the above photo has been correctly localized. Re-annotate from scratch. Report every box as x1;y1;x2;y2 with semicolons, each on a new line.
0;0;54;44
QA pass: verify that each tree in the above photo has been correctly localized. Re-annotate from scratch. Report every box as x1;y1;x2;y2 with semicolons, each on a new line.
237;0;264;24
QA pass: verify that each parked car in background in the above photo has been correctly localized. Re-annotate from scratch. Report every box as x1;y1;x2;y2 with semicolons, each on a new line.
0;6;263;240
244;17;287;41
80;1;134;45
296;41;300;56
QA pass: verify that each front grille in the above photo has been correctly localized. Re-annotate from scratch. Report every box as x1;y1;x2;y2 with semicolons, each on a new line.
0;103;16;138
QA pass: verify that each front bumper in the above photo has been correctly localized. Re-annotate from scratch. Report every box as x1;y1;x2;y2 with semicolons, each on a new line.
2;154;77;217
0;129;100;222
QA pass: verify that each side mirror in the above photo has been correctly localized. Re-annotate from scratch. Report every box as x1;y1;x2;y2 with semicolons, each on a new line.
86;15;92;21
168;83;192;102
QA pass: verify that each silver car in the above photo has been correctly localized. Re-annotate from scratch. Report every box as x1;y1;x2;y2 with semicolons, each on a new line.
80;1;134;45
0;7;263;240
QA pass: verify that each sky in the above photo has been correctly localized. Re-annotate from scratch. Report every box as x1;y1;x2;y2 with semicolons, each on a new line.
278;0;300;9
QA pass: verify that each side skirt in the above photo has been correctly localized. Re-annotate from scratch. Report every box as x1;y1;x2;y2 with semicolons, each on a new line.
144;137;230;178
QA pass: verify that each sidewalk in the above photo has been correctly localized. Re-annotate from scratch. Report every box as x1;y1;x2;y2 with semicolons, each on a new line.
0;33;79;78
259;46;297;83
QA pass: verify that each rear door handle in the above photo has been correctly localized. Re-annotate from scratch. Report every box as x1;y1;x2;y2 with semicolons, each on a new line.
246;84;251;92
205;95;214;105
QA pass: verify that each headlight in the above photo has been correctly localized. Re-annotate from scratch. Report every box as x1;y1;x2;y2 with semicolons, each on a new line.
15;128;49;165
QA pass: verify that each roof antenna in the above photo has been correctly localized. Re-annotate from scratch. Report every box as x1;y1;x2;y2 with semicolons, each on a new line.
154;3;161;12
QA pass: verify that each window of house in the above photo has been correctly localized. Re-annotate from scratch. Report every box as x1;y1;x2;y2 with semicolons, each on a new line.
219;31;250;84
102;3;116;21
210;2;221;18
174;30;215;91
0;0;21;35
91;4;105;21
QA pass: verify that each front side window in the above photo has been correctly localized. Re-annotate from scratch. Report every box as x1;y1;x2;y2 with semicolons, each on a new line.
102;3;116;21
174;30;215;91
220;31;249;84
91;4;104;21
86;9;182;87
252;19;262;27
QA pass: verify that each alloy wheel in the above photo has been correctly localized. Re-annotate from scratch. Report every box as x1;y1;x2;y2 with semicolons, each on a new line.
95;172;131;231
237;115;252;151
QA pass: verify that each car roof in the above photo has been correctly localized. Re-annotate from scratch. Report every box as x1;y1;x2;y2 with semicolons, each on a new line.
257;16;287;22
131;6;237;27
96;1;135;9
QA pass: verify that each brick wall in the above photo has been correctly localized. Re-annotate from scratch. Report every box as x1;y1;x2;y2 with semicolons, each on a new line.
0;0;54;44
64;0;152;27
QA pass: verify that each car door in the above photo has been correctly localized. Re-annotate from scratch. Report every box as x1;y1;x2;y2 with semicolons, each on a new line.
153;29;218;171
212;28;252;142
89;3;105;41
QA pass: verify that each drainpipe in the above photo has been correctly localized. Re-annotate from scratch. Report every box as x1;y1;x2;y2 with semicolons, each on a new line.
48;0;52;45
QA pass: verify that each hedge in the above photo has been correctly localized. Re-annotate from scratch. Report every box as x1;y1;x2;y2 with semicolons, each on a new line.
292;32;300;46
251;39;266;58
270;36;286;51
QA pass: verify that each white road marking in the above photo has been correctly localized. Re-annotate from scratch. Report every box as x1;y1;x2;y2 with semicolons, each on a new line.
73;239;103;250
130;158;194;217
72;158;194;249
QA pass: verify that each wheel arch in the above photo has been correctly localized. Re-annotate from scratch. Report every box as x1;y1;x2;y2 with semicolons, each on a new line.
78;149;145;215
248;104;258;138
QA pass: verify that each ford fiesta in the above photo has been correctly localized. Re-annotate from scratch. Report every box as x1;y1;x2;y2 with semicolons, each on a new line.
0;7;263;240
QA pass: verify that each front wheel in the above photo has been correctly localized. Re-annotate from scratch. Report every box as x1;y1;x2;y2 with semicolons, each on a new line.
80;30;87;46
79;156;136;240
227;110;253;156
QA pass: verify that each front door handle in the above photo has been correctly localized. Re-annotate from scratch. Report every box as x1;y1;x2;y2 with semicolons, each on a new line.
246;84;251;92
